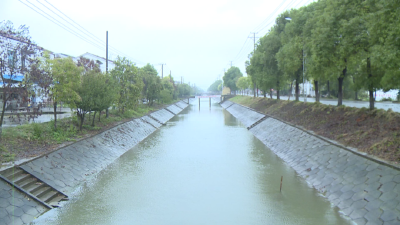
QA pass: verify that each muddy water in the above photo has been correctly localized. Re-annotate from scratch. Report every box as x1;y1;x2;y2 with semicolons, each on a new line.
33;99;351;225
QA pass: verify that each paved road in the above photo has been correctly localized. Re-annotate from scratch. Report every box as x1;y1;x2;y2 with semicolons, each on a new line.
1;107;72;128
245;94;400;112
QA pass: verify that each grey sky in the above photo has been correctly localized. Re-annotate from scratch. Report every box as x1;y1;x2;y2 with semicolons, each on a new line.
1;0;314;90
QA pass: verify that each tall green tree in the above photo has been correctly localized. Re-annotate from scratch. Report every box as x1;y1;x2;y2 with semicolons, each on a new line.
207;80;222;93
110;57;143;113
276;9;306;101
245;60;257;98
140;64;162;105
160;76;174;103
223;66;243;94
236;77;249;95
311;0;362;106
366;0;400;107
74;69;105;130
45;56;82;130
177;83;191;97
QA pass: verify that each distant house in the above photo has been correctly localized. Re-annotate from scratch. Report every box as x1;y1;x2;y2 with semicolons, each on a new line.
0;30;44;110
79;52;115;73
1;31;115;110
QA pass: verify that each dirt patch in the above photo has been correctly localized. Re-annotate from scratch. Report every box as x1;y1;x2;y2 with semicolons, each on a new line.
230;96;400;163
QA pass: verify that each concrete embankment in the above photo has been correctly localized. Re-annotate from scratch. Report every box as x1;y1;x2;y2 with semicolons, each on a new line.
0;100;189;225
221;100;400;225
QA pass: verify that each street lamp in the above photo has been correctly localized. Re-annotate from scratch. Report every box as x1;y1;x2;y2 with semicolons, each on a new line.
285;17;306;102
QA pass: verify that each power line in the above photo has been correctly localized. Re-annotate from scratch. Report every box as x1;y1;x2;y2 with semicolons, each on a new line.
20;0;105;51
231;0;299;70
41;0;140;63
252;0;290;32
19;0;147;65
256;0;299;34
231;35;251;62
43;0;105;45
293;0;310;8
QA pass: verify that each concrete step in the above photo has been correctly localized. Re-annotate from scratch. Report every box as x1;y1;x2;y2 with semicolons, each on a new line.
40;190;58;203
26;182;46;194
14;173;32;185
0;167;19;178
21;178;38;189
4;168;24;180
1;166;69;211
34;186;52;198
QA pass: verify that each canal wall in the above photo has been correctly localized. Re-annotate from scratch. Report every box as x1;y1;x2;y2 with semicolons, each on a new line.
222;100;400;225
0;101;189;225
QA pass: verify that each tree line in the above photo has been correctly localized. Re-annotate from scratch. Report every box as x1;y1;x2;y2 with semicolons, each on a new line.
245;0;400;110
0;21;194;136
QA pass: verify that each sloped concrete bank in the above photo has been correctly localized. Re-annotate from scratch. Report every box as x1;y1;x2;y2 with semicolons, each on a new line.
0;100;189;225
221;100;400;225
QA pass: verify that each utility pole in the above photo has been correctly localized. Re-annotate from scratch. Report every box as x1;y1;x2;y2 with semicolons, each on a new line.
181;76;182;84
106;31;109;118
250;32;257;98
106;31;108;74
169;70;171;81
160;63;166;79
230;61;232;67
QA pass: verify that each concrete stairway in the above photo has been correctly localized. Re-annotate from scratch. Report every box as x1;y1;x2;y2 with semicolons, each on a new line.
0;167;68;207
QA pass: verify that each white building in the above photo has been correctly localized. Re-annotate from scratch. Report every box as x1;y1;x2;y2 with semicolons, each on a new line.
79;52;115;73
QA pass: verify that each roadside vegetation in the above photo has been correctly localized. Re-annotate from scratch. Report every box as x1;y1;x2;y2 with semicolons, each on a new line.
231;96;400;163
0;21;204;164
0;102;174;163
222;0;400;111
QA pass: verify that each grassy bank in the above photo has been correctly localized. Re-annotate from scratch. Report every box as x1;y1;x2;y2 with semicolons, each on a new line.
230;96;400;163
0;101;175;164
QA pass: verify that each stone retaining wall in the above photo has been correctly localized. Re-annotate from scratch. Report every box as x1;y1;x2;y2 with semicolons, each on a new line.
149;109;175;124
222;101;400;225
166;104;182;114
0;101;189;225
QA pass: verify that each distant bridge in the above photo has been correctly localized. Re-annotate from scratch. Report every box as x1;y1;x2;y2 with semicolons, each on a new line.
197;95;221;98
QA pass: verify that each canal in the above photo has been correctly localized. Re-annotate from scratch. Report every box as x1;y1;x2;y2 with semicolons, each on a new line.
33;99;351;224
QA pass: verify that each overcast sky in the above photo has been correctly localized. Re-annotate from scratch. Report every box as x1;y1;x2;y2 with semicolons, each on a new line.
1;0;314;90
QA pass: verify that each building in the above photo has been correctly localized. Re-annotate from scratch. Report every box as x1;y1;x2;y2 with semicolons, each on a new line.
79;52;115;72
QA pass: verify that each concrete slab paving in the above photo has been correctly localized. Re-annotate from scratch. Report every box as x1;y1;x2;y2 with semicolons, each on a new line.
0;181;47;225
166;104;182;114
149;109;175;124
0;103;189;224
223;101;400;225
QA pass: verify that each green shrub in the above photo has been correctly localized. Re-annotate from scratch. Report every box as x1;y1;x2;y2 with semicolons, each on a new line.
381;97;393;101
32;123;43;139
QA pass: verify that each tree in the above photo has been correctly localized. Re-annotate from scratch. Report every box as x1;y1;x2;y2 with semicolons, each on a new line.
364;0;400;109
223;66;243;94
236;77;249;95
110;57;143;113
311;0;363;106
74;69;113;130
207;80;222;93
176;83;191;97
160;76;174;103
245;60;257;98
0;21;41;138
25;52;53;107
140;64;161;106
301;2;325;102
276;9;305;101
46;56;82;130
